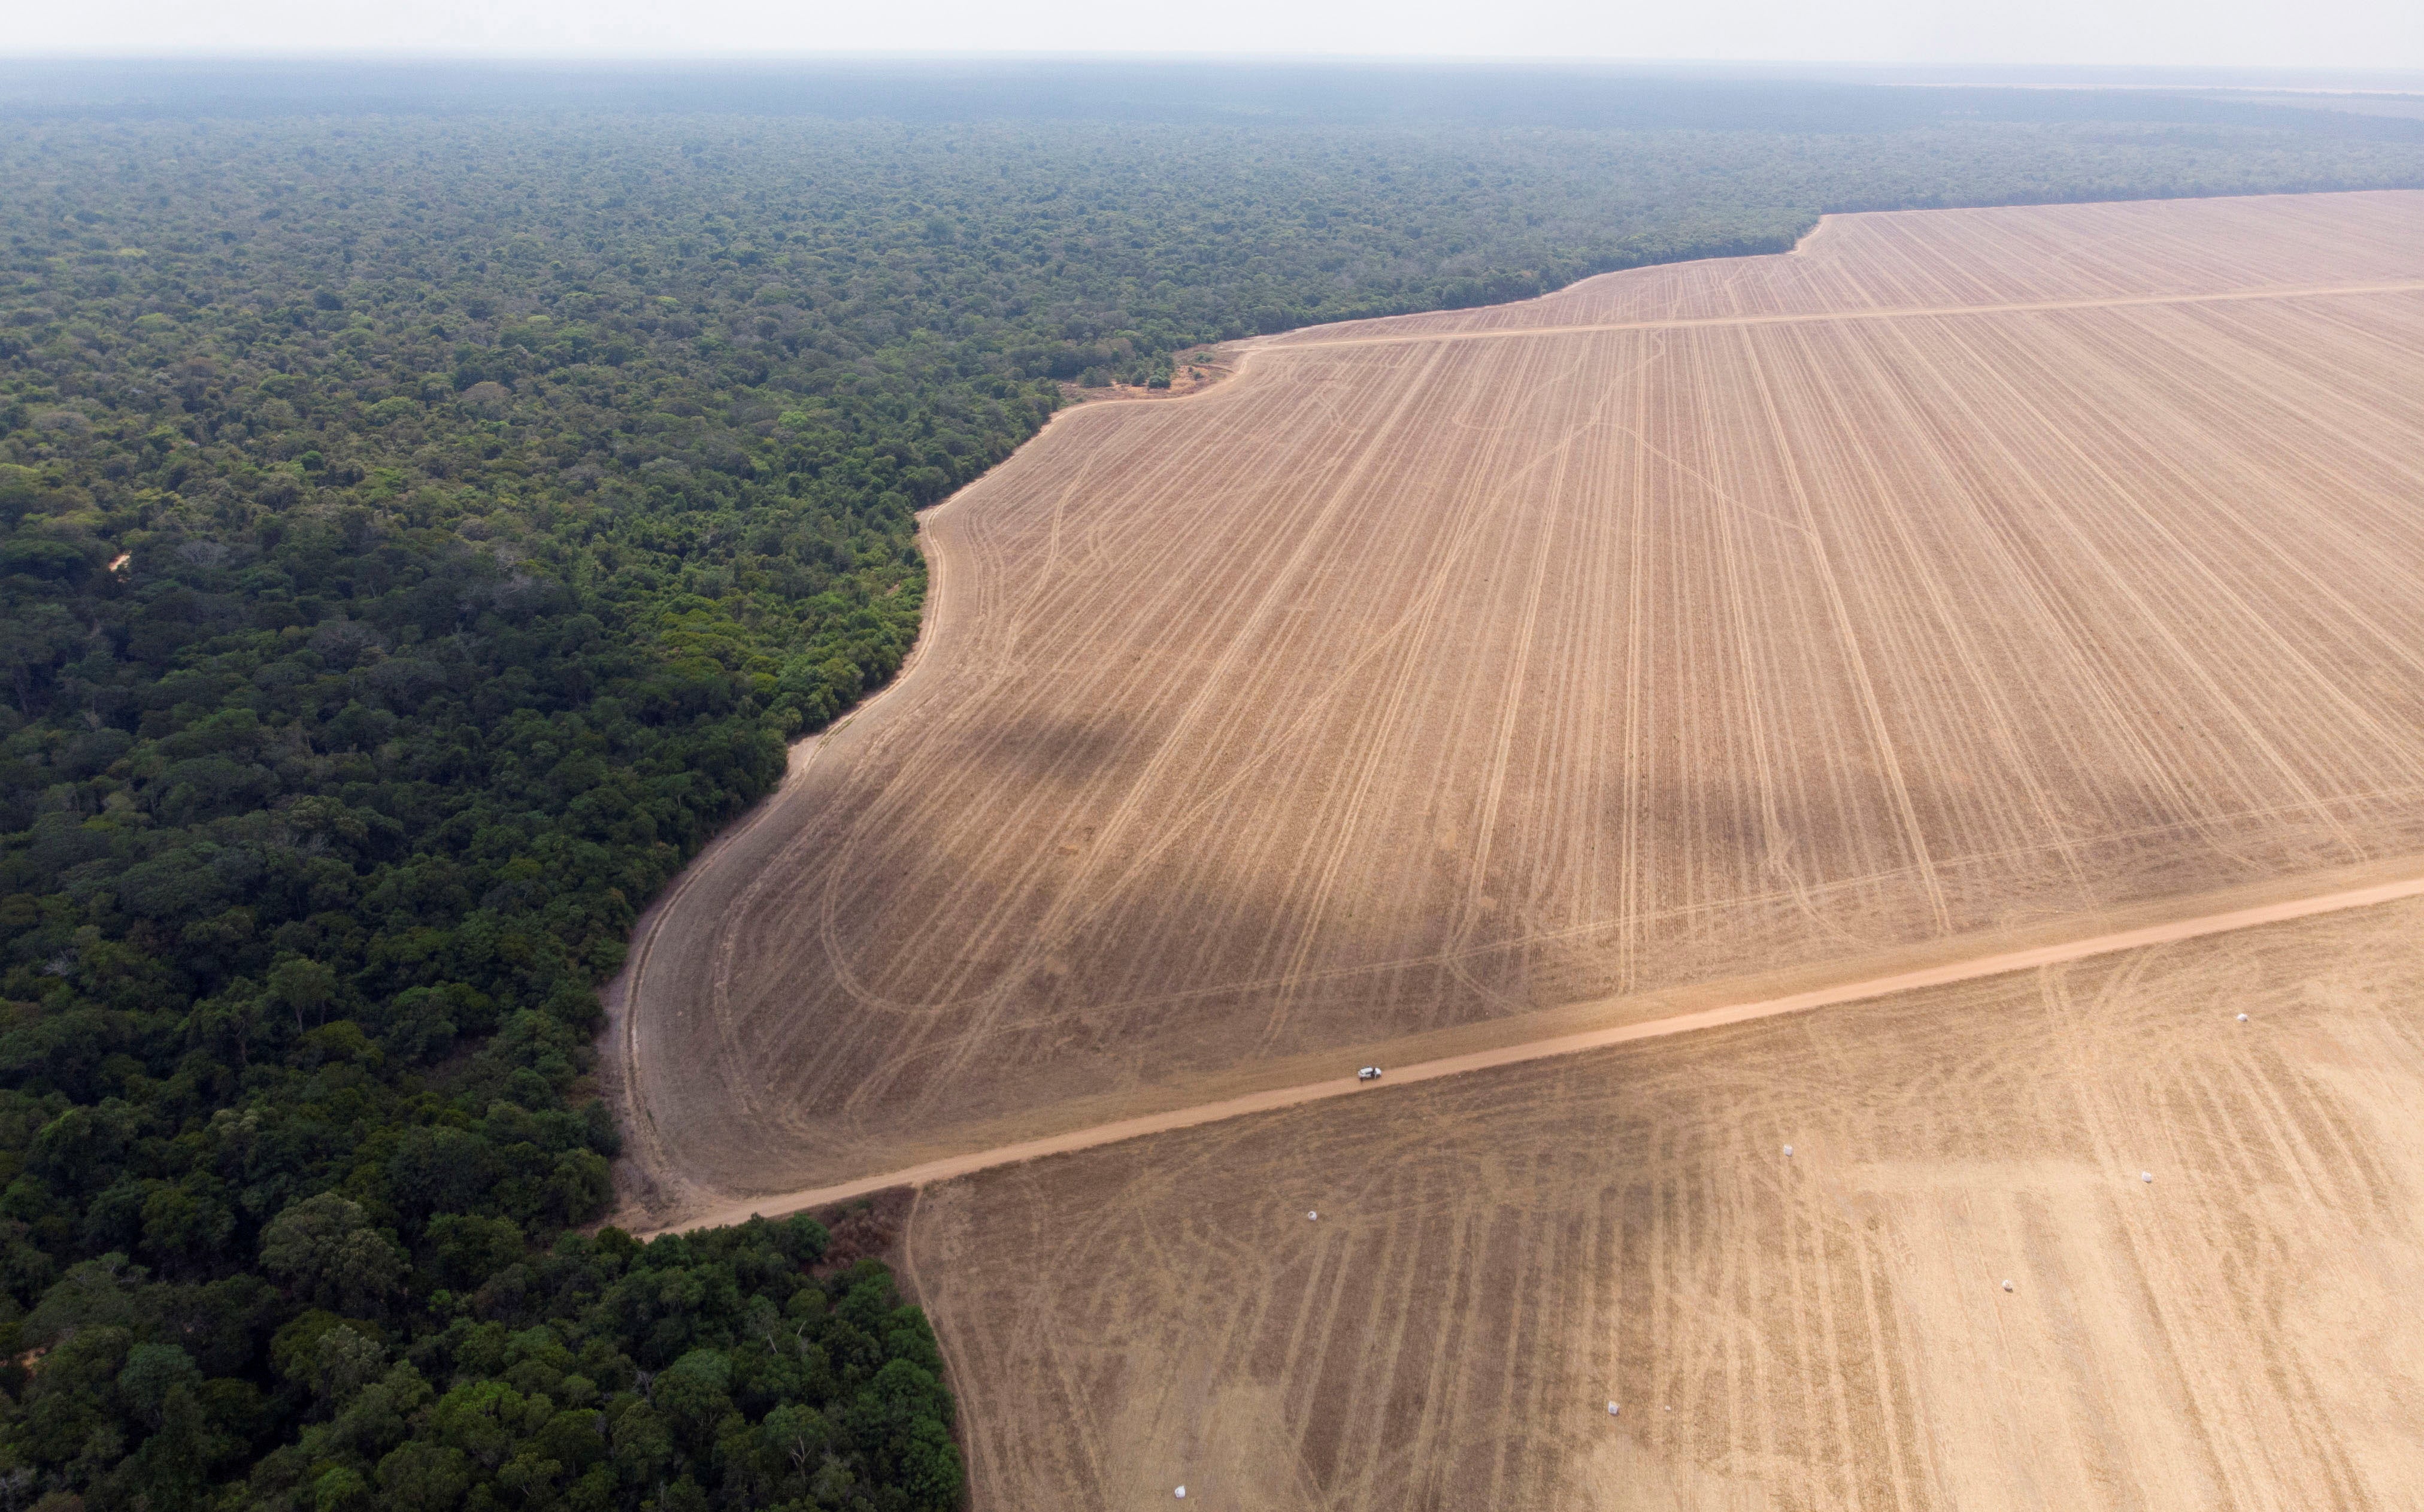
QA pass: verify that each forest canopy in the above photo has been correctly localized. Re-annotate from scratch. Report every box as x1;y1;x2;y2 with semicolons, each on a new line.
2;80;2423;1511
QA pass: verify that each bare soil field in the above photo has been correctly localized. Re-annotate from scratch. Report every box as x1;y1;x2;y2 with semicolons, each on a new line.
612;190;2424;1219
910;899;2424;1511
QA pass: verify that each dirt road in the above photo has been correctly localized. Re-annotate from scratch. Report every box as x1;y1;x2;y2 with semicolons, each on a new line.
634;855;2424;1235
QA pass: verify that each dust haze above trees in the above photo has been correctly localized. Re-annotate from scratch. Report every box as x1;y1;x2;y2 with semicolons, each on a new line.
2;68;2423;1511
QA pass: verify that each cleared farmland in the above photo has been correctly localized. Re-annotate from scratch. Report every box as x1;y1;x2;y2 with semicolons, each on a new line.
613;190;2424;1217
909;899;2424;1511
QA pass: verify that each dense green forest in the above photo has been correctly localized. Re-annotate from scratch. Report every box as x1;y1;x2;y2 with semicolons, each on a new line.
1;81;2422;1511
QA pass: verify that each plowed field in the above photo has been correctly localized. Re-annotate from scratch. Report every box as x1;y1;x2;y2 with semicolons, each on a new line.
611;190;2424;1218
910;899;2424;1511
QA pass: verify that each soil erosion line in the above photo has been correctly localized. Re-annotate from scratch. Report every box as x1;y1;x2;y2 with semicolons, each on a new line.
637;862;2424;1236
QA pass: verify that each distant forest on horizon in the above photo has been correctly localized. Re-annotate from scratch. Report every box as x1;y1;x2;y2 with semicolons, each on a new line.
2;60;2422;1511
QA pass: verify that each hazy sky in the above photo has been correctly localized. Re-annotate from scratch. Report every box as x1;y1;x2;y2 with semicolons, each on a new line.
9;0;2423;72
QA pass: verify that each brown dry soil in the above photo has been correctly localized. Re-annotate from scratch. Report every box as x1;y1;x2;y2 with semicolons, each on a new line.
909;899;2424;1511
609;190;2424;1223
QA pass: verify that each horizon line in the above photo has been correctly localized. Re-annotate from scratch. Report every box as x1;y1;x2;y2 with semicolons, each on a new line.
2;53;2421;83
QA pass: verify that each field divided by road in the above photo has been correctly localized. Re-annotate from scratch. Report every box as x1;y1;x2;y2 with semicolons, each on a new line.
911;899;2424;1511
613;190;2424;1218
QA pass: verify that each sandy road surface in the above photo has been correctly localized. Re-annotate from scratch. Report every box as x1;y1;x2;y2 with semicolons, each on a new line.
637;855;2424;1234
608;189;2424;1227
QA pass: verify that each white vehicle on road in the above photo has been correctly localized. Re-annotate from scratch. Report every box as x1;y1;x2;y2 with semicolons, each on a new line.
1358;1066;1384;1081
